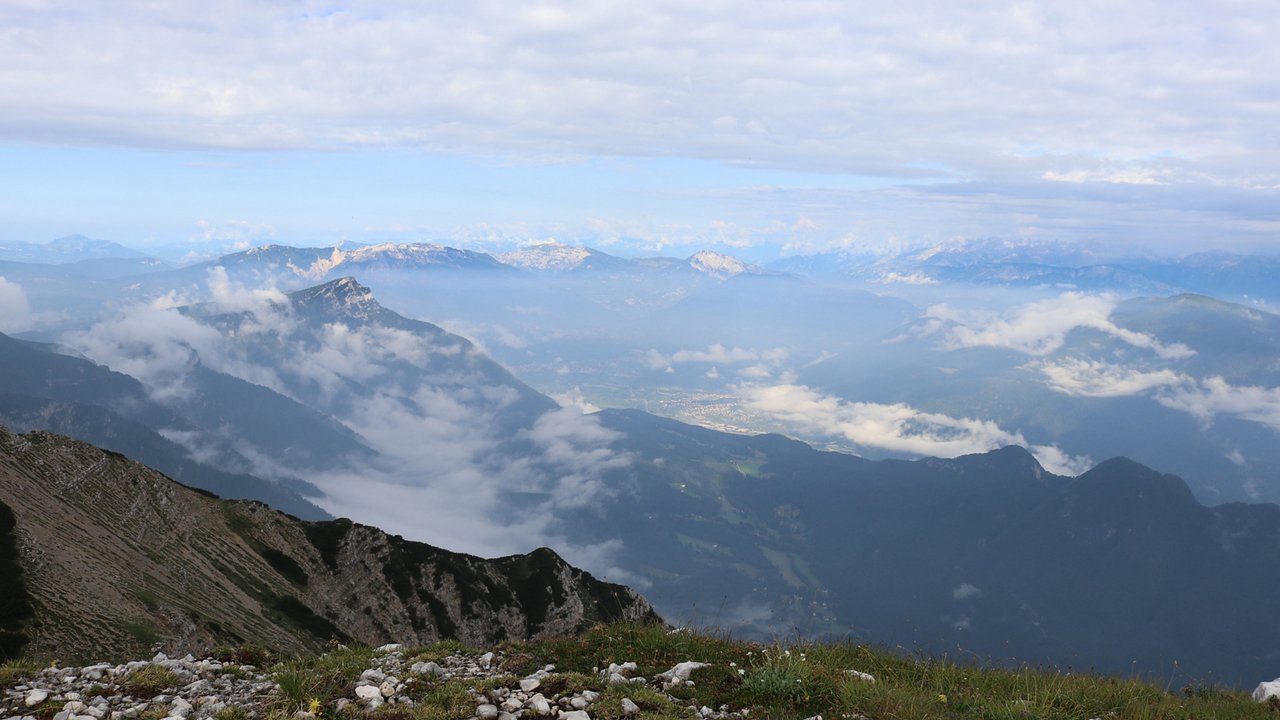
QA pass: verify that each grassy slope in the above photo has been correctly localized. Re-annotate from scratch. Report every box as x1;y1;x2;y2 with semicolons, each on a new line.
8;622;1269;720
509;623;1277;720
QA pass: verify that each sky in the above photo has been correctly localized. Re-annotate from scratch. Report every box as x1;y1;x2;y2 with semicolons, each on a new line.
1;0;1278;260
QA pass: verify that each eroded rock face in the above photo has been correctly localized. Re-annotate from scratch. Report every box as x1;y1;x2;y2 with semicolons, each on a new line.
0;426;659;660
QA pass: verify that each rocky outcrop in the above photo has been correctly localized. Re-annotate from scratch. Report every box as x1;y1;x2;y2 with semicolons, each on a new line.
0;426;657;661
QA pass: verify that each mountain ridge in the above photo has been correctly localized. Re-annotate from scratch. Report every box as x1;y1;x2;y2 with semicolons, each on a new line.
0;425;658;662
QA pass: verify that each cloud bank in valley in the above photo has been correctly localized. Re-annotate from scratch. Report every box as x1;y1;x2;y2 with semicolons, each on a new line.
1031;358;1188;398
63;271;637;581
923;293;1195;359
0;278;35;334
1031;357;1280;436
647;344;789;379
1157;377;1280;432
740;382;1092;476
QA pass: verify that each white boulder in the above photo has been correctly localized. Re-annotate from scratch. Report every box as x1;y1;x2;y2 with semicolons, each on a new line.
1254;677;1280;702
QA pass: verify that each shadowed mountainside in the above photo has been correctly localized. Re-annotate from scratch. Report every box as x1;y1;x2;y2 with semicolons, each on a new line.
0;426;657;662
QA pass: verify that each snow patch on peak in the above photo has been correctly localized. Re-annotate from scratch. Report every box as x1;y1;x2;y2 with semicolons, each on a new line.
688;250;749;278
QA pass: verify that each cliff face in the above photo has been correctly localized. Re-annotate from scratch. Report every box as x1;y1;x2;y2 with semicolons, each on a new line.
0;427;657;662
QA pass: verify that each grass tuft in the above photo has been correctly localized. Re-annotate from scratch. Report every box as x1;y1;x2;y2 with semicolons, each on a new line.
0;658;39;686
123;665;179;697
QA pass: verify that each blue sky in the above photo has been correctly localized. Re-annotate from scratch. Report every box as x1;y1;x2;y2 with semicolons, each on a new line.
1;1;1278;260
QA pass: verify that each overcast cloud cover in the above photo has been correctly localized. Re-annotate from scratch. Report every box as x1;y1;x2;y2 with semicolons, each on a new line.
1;1;1278;254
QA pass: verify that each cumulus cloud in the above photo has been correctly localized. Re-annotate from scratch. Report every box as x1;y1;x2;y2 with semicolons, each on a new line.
875;271;938;286
925;293;1195;359
63;301;226;402
1031;357;1280;438
552;387;602;414
650;344;789;376
671;344;762;365
1031;358;1190;397
740;382;1091;475
1157;376;1280;432
952;583;983;601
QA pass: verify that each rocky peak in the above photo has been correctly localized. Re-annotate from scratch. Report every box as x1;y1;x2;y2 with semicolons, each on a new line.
497;242;595;271
688;250;756;279
288;276;380;319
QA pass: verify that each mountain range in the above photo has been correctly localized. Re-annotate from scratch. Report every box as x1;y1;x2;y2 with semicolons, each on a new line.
0;235;147;264
2;276;1278;685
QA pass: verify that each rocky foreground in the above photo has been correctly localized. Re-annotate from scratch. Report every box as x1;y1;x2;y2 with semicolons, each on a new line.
1;644;769;720
3;621;1279;720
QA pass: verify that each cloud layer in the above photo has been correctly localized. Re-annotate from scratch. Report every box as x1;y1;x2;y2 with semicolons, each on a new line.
740;382;1092;476
2;1;1276;190
0;277;35;334
924;293;1195;359
64;271;635;577
1032;357;1280;436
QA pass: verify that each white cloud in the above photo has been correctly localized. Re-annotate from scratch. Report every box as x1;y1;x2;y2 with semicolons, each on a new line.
952;583;982;601
671;344;767;365
2;1;1276;193
552;387;602;413
1032;358;1189;397
660;343;790;366
740;382;1091;475
1157;376;1280;431
206;266;289;313
644;348;673;372
63;302;226;403
738;364;775;379
1032;358;1280;438
875;271;938;285
0;277;34;333
925;293;1195;359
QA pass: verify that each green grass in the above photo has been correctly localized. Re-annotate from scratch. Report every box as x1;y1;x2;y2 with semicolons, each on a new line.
0;658;39;686
268;645;378;711
498;622;1274;720
123;665;179;697
405;639;475;664
8;623;1269;719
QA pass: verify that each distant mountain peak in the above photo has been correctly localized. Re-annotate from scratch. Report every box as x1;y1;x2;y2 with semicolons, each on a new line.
0;234;146;262
289;276;379;317
688;250;754;278
49;233;94;245
497;242;601;271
